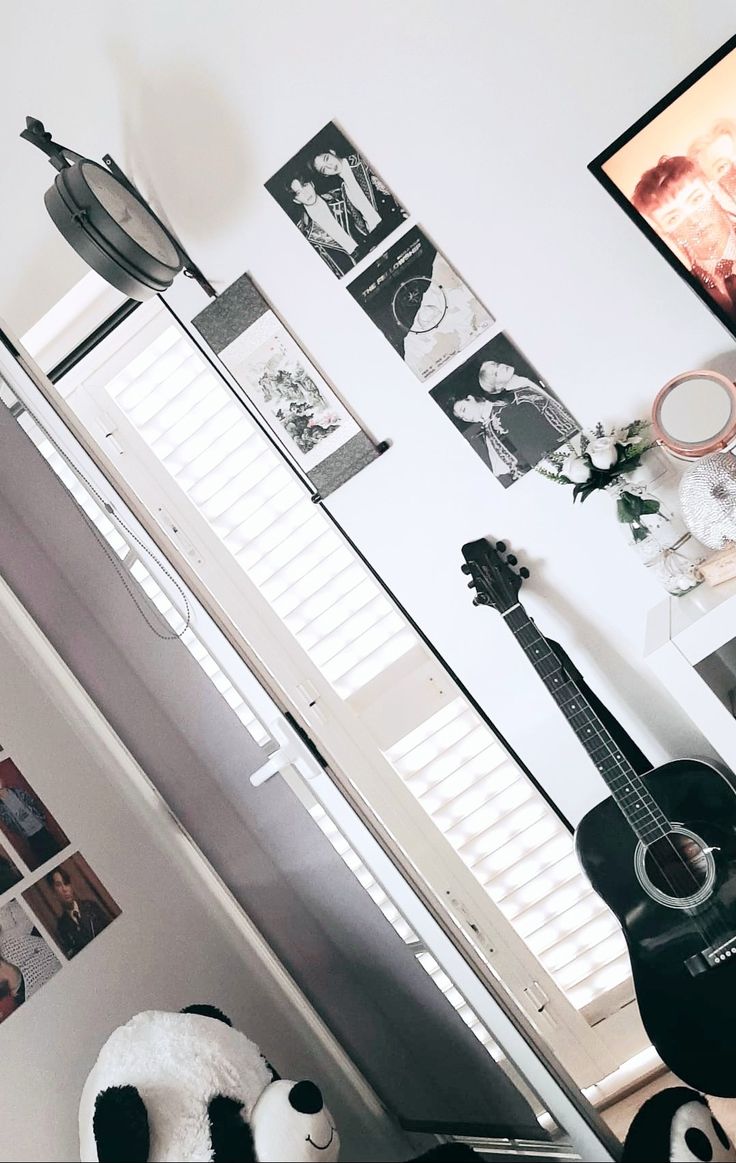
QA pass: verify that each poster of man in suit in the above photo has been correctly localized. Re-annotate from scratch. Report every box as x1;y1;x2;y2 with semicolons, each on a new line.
23;852;120;961
266;122;407;276
430;332;577;488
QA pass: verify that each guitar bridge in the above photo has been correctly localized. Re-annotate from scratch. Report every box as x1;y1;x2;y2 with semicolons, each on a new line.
686;937;736;976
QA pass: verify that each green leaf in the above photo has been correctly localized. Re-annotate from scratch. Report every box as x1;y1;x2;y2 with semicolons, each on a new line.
536;466;571;484
625;419;647;439
637;497;660;516
617;454;644;474
616;489;660;525
573;481;597;503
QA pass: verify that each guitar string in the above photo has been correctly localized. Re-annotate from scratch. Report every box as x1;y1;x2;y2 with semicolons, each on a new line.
511;613;699;850
508;609;676;836
503;602;725;948
510;609;725;948
471;557;725;947
507;606;723;947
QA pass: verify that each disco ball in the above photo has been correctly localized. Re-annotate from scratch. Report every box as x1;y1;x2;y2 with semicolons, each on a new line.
679;452;736;549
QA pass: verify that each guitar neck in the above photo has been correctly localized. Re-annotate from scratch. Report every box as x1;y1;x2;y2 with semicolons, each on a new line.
502;601;669;841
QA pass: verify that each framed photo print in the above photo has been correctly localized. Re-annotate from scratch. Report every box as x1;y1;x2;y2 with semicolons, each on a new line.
589;35;736;336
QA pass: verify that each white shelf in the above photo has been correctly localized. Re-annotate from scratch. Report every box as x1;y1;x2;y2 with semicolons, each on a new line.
645;582;736;770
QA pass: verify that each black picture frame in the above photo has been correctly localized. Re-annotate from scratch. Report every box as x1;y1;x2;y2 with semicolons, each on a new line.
589;33;736;339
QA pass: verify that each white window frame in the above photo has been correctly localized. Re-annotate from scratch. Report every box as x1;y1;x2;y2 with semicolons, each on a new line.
0;320;622;1162
56;302;639;1080
18;284;648;1075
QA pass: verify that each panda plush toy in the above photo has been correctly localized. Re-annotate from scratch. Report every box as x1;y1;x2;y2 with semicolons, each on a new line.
79;1005;480;1163
622;1087;736;1163
79;1005;341;1163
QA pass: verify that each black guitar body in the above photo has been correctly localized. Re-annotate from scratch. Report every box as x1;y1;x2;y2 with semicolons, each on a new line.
576;758;736;1095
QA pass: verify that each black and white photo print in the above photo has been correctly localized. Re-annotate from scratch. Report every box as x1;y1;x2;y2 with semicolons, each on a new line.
348;226;493;382
265;122;406;277
430;333;578;488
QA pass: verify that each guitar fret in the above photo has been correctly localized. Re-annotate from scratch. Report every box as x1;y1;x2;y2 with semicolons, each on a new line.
503;602;670;841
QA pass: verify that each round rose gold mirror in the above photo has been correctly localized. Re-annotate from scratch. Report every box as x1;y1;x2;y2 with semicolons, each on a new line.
652;370;736;460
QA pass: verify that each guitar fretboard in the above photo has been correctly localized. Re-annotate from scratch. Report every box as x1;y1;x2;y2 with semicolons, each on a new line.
503;603;669;843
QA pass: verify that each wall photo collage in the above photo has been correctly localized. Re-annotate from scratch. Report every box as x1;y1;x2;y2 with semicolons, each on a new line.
0;751;120;1029
263;121;578;488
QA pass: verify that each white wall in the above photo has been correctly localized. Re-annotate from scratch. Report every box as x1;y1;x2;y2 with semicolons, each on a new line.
2;0;735;824
0;581;410;1163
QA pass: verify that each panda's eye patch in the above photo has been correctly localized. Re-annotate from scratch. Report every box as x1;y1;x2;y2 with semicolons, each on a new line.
712;1116;730;1149
207;1095;256;1162
685;1126;714;1162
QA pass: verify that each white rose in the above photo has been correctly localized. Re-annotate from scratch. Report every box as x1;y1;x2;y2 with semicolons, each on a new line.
588;436;618;470
563;454;591;483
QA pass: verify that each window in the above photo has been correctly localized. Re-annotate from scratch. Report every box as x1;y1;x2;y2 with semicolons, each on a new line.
21;288;648;1085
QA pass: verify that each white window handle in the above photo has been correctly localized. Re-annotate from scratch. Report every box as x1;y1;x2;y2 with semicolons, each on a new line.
250;719;323;786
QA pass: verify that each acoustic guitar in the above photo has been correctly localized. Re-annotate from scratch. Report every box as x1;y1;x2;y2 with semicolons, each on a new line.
461;535;736;1096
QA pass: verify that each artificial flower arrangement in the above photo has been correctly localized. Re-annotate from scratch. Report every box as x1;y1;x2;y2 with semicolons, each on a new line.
537;420;659;541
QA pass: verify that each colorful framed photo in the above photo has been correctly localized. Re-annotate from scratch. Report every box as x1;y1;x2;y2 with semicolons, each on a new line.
589;35;736;337
23;852;120;961
0;757;69;871
0;841;22;897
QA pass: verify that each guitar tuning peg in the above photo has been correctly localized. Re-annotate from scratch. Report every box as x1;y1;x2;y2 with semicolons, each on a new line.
495;541;506;554
467;579;476;589
519;567;530;579
506;554;517;566
460;563;472;575
472;596;482;606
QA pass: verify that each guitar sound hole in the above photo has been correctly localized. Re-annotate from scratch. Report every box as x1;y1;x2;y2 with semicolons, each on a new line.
644;832;710;899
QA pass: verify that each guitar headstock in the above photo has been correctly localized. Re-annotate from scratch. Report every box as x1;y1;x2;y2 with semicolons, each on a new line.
461;538;530;614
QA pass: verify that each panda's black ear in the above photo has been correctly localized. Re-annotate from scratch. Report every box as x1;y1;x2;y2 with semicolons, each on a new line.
180;1004;232;1026
93;1085;150;1163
